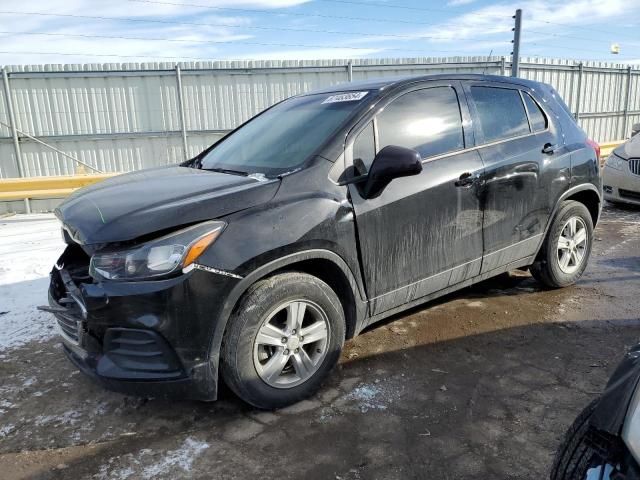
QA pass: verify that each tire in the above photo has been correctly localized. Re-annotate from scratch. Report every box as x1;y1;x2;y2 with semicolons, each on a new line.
530;200;594;288
221;272;345;409
550;399;599;480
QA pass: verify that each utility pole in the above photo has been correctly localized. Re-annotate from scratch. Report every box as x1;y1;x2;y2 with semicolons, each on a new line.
511;9;522;77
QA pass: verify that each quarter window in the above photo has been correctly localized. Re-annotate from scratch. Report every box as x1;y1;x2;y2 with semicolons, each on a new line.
470;86;530;143
523;92;548;132
376;87;464;160
352;121;376;174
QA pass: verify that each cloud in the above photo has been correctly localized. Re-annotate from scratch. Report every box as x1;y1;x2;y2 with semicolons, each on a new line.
236;47;384;60
0;0;271;64
447;0;476;6
0;0;638;65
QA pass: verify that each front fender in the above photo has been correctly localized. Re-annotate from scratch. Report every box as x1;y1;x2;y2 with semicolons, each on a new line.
205;248;368;384
592;344;640;436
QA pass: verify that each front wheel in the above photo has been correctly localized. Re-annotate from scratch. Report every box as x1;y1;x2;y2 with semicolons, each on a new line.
551;399;637;479
221;272;345;409
531;200;594;288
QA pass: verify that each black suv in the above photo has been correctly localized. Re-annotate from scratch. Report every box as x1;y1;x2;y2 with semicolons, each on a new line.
46;74;602;409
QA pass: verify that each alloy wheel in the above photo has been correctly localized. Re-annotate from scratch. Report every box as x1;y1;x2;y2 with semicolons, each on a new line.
253;299;330;389
556;216;588;275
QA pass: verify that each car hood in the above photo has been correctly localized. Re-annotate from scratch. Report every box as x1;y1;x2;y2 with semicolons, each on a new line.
614;134;640;160
56;166;280;245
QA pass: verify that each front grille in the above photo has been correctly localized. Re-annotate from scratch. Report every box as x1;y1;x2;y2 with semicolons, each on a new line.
620;188;640;201
629;159;640;176
56;311;80;343
48;245;92;345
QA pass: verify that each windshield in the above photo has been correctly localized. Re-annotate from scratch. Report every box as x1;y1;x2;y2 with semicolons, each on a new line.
198;92;369;176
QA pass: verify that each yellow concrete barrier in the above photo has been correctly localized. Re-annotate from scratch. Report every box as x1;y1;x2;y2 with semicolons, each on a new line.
600;141;624;159
0;174;117;201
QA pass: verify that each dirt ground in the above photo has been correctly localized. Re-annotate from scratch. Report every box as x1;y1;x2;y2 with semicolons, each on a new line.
1;204;639;480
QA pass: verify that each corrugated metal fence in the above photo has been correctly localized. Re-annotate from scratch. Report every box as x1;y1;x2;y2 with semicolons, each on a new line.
1;56;639;178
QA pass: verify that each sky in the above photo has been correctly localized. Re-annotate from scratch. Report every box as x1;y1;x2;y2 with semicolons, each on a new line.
0;0;638;66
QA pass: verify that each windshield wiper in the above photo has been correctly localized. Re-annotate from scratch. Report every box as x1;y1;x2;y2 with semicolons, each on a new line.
202;167;249;176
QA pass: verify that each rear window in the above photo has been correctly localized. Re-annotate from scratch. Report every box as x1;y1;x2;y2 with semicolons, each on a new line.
470;86;530;143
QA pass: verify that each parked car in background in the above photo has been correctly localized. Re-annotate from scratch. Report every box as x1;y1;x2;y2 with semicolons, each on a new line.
552;345;640;479
603;131;640;207
42;74;601;409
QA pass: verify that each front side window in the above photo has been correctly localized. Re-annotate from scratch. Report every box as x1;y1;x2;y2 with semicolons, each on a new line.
470;86;530;143
376;87;464;160
523;92;548;132
199;92;369;176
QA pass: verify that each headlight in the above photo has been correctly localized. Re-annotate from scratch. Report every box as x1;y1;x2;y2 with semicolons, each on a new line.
90;221;225;281
606;152;627;170
622;379;640;464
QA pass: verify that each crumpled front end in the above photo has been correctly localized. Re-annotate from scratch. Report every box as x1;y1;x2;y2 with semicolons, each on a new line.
44;242;240;401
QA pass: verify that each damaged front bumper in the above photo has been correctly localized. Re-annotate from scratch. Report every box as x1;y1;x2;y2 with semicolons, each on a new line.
43;245;240;401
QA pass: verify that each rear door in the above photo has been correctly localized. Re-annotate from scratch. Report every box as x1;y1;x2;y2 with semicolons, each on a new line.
462;81;567;273
347;81;485;315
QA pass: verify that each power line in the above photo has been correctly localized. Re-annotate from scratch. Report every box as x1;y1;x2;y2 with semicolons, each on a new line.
527;18;639;41
0;30;510;55
0;10;492;42
126;0;511;27
0;50;247;62
0;49;516;62
528;29;619;44
315;0;452;14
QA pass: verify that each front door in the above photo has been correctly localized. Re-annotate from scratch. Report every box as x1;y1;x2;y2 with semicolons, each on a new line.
347;82;485;316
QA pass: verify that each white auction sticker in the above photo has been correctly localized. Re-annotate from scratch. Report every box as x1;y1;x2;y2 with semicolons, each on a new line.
322;91;368;104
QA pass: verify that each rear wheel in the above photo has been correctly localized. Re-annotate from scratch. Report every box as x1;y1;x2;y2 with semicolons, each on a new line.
221;272;345;409
531;200;593;288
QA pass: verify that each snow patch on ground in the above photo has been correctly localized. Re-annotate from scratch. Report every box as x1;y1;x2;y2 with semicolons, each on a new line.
0;423;15;438
344;382;399;413
0;214;65;351
34;409;82;427
94;438;210;480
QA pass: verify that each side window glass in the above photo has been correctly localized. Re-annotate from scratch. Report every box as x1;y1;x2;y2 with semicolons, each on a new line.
352;121;376;175
523;92;548;132
470;86;530;143
376;87;464;159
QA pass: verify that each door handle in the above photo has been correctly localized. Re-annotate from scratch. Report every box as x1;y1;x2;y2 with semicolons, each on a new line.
542;143;558;154
455;172;476;187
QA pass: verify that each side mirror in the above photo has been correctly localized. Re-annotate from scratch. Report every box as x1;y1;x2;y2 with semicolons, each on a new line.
632;123;640;137
361;145;422;199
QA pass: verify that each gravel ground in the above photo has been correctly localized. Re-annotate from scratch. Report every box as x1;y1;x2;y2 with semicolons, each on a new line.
0;204;639;479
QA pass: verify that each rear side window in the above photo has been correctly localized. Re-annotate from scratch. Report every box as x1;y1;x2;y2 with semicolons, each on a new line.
470;86;530;143
376;87;464;160
523;92;548;132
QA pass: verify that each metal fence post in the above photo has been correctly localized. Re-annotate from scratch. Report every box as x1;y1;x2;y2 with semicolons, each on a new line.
175;64;189;161
511;9;522;77
574;62;584;121
346;61;353;82
2;67;25;178
621;65;633;139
